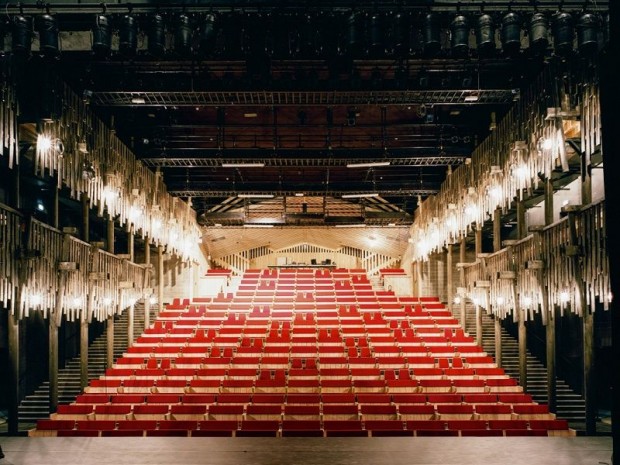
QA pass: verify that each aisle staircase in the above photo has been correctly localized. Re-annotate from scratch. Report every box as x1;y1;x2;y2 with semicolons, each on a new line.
460;305;586;425
16;303;153;429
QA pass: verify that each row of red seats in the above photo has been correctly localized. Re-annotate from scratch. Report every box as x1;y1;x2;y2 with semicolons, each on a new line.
71;392;537;406
33;418;570;437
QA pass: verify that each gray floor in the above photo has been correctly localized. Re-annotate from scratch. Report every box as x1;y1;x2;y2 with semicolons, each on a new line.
0;436;613;465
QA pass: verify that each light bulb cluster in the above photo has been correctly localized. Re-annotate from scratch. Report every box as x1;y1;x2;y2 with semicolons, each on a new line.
408;77;579;262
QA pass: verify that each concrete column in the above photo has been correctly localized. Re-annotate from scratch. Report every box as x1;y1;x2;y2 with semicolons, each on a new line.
107;217;115;369
81;193;90;243
7;311;20;435
127;302;135;347
107;218;115;254
493;208;502;366
544;178;554;226
446;244;453;315
516;198;526;240
518;308;528;391
492;208;501;253
106;314;115;369
459;237;466;331
475;304;482;347
128;226;135;263
144;237;151;330
599;12;620;455
158;245;164;314
80;193;90;390
546;308;557;413
584;306;596;434
474;227;482;256
53;183;59;229
80;315;89;390
48;319;59;413
494;316;502;368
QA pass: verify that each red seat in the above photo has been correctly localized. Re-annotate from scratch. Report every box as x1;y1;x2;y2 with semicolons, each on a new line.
323;420;366;437
280;420;323;436
238;420;280;437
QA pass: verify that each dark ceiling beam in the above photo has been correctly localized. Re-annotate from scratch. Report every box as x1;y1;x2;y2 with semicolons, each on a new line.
168;189;438;197
91;89;518;107
3;2;606;14
142;156;466;168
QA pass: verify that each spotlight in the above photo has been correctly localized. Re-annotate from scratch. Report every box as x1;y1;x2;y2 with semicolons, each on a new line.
148;13;166;58
552;11;574;57
36;13;59;58
475;13;496;56
12;15;33;56
199;13;218;56
576;13;599;56
346;10;364;56
119;14;138;56
174;14;193;57
422;12;441;57
368;12;385;57
528;12;549;55
450;14;470;58
392;11;410;56
92;14;112;57
501;11;522;56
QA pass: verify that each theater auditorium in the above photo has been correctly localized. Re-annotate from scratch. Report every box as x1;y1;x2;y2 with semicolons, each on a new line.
0;1;616;464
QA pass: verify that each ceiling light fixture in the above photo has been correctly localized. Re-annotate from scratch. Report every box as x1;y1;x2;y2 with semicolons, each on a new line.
335;224;367;228
341;193;380;199
222;162;266;168
243;224;275;228
346;161;391;168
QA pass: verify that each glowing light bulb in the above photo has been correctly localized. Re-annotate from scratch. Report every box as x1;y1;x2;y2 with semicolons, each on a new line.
103;187;118;204
31;294;42;306
496;296;505;305
129;206;142;221
542;137;553;150
522;296;532;307
37;135;52;151
560;291;570;303
103;297;112;306
488;186;503;200
72;297;81;307
453;296;462;305
513;165;528;180
149;296;158;305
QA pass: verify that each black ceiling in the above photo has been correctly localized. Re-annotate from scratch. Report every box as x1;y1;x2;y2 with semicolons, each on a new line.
5;0;608;226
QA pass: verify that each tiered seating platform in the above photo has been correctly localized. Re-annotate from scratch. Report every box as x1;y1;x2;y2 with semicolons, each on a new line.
30;267;573;438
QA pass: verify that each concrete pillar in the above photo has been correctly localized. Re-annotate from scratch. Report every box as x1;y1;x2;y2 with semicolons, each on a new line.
107;217;115;369
446;244;453;315
158;245;164;314
459;237;466;331
475;304;482;347
144;237;151;330
494;316;502;368
493;208;502;366
546;308;557;412
516;198;526;240
7;311;20;435
80;315;89;390
48;319;59;413
80;194;90;390
106;314;115;369
127;302;135;347
518;308;528;391
53;183;59;229
81;193;90;243
599;10;620;455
